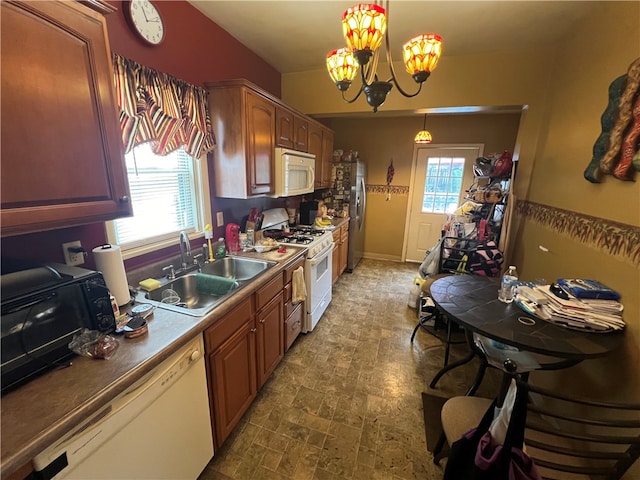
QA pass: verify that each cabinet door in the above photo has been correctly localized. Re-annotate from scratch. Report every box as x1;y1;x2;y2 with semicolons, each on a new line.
256;292;284;389
275;106;294;149
293;115;309;152
1;1;131;237
246;91;275;196
321;128;335;188
208;319;257;447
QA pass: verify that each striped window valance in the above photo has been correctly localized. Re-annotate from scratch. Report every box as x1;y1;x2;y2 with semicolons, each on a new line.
112;53;215;157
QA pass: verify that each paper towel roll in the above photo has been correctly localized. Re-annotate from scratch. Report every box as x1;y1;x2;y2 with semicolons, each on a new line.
93;244;130;306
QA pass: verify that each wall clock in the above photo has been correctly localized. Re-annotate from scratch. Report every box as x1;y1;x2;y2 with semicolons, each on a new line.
123;0;165;46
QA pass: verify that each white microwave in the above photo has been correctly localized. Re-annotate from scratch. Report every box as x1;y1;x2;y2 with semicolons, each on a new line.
272;148;315;198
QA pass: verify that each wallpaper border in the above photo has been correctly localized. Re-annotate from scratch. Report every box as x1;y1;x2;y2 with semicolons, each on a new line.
515;200;640;266
367;184;409;196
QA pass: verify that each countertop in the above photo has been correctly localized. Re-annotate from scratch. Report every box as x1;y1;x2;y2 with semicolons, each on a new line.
0;247;307;478
331;217;350;229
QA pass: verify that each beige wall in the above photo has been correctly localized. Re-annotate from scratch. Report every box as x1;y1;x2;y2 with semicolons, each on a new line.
329;114;521;260
510;2;640;405
283;2;640;405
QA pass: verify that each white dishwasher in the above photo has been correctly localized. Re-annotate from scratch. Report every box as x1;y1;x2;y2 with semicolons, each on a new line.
33;335;214;480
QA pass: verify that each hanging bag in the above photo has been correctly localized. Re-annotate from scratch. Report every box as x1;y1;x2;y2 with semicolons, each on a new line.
443;381;542;480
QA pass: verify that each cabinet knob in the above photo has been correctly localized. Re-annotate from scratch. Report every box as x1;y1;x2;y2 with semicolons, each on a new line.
259;319;265;324
118;195;130;203
251;328;257;333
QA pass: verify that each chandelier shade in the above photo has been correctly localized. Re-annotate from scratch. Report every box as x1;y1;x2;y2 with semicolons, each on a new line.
328;1;443;112
327;48;360;91
403;34;443;83
342;4;387;56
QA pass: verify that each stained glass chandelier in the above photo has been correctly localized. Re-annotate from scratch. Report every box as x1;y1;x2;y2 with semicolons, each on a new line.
326;2;442;112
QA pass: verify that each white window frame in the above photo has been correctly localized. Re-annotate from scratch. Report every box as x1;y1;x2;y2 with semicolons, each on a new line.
105;148;211;260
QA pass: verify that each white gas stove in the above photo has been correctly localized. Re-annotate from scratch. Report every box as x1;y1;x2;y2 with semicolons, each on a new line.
261;209;334;332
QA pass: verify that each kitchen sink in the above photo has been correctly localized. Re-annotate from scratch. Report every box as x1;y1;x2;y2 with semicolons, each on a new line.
135;256;277;317
200;256;275;281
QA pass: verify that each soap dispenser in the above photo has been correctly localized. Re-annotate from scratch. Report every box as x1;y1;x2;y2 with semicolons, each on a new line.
214;238;226;259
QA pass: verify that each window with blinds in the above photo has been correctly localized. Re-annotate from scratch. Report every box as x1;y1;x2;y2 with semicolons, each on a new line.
108;143;208;254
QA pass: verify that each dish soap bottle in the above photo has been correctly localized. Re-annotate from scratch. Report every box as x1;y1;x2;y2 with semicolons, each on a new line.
498;265;518;303
214;238;226;260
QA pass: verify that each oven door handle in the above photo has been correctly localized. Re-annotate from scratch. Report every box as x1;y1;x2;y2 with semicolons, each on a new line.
308;242;334;266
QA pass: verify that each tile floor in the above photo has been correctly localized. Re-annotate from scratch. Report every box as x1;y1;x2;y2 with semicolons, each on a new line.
198;258;500;480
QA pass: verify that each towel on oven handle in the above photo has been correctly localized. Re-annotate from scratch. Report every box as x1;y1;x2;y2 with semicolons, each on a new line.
292;266;306;304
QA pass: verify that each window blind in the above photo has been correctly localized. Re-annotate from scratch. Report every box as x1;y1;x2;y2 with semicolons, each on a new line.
113;143;197;246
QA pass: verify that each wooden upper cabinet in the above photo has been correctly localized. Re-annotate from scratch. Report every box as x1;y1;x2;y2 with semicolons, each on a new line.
207;79;334;196
276;107;295;149
293;115;309;152
276;106;308;152
246;91;276;196
0;0;132;237
309;123;334;189
321;129;335;188
207;81;276;198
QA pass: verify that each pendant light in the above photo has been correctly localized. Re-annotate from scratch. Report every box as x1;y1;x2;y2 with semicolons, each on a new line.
414;113;432;144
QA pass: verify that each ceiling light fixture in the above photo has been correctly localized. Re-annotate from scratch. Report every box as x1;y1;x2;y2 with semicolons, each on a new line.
414;113;432;143
326;2;442;113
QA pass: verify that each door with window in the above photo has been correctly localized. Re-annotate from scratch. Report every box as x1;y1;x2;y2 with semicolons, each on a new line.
404;145;480;263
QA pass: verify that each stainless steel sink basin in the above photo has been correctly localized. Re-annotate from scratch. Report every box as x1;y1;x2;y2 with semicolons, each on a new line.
200;256;275;281
135;256;277;317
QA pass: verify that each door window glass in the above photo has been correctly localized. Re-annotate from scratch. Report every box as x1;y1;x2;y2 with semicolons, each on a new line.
422;157;465;213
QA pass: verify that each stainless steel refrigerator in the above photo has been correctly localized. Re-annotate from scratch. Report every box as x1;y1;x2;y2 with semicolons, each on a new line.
332;160;366;272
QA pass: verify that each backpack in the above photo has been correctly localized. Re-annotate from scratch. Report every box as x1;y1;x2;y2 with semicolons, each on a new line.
467;241;504;277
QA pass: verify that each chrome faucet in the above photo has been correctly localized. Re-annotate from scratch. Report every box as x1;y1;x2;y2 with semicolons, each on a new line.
179;231;191;270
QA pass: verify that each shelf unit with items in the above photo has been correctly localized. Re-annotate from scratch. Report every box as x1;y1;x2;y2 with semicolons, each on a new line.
438;152;514;277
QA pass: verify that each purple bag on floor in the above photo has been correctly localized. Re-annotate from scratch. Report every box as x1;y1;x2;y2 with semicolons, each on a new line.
443;383;541;480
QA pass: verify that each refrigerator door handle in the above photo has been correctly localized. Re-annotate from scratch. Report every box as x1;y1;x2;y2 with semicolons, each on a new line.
359;176;366;230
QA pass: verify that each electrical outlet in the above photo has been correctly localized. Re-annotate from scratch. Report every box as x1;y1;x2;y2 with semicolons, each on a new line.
216;212;224;227
62;241;85;266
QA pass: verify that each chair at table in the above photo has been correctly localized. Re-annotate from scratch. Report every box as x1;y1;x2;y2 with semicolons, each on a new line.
436;377;640;479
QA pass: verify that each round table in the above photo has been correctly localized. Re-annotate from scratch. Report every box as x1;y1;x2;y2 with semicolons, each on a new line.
428;275;624;392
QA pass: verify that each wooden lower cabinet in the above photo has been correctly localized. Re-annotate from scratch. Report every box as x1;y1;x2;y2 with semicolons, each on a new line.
285;302;303;350
205;268;288;447
256;291;284;389
283;256;305;350
332;234;340;285
339;225;349;276
205;297;256;447
332;223;349;284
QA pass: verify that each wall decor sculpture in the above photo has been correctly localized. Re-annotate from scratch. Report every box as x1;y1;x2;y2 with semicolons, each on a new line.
584;56;640;183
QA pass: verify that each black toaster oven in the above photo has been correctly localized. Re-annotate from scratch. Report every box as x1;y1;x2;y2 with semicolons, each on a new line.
1;263;117;394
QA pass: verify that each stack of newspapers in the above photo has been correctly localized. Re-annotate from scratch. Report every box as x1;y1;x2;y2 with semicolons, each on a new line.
515;282;625;333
